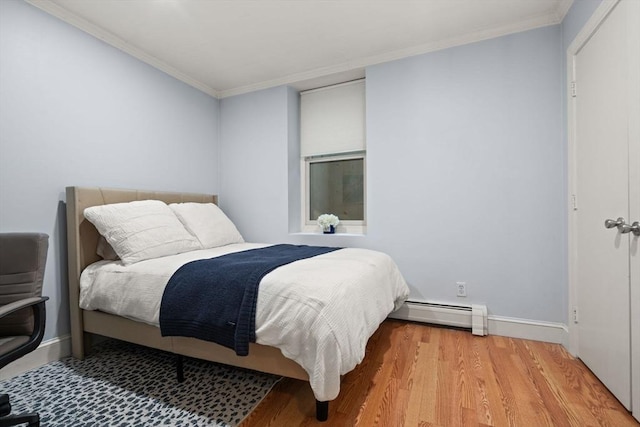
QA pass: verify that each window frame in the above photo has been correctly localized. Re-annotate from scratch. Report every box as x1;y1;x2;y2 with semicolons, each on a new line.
301;151;367;234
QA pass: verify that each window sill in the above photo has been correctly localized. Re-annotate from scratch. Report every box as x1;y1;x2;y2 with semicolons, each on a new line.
300;224;366;235
290;232;366;237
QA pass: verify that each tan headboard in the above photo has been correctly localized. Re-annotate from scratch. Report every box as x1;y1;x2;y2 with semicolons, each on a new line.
65;186;217;356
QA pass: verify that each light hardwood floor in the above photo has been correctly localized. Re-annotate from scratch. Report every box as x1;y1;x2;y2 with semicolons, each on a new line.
241;319;638;426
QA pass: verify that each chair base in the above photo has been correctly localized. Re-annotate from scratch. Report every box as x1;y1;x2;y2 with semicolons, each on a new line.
0;394;10;417
0;394;39;427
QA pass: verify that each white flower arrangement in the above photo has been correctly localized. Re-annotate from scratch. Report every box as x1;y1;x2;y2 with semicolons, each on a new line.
317;213;340;232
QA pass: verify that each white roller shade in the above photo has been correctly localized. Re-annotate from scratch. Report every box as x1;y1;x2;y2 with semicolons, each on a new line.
301;80;365;157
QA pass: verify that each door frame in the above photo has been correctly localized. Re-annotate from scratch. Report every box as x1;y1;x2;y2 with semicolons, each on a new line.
628;0;640;420
567;0;640;419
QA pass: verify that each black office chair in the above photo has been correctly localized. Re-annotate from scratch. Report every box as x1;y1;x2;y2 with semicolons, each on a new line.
0;233;49;427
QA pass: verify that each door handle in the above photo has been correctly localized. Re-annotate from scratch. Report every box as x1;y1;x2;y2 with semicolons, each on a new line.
603;217;639;235
624;221;640;236
604;217;625;229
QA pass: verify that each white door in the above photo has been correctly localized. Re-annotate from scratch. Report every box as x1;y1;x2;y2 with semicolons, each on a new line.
572;0;639;415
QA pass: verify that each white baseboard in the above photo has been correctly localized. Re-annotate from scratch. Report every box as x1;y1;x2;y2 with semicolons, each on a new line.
389;301;474;328
0;335;71;381
388;301;488;336
487;315;568;344
390;301;568;344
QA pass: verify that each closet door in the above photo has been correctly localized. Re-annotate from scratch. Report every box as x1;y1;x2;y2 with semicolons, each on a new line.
571;0;639;416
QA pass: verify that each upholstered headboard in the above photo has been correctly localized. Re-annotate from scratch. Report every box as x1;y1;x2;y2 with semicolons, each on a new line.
65;186;217;355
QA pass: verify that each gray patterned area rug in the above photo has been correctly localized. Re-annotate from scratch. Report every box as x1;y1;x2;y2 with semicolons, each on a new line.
0;340;280;426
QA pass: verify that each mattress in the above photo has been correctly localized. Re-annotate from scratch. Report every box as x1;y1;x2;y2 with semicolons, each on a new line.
79;243;410;401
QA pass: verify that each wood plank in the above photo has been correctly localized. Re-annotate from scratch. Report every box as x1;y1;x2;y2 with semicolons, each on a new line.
241;320;638;426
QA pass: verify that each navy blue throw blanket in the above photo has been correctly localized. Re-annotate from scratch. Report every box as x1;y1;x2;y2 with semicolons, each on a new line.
159;244;340;356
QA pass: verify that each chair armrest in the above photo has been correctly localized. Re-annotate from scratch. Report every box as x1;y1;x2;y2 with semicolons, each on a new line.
0;296;49;369
0;296;49;318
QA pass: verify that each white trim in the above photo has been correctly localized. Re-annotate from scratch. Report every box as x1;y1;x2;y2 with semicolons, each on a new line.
487;316;568;345
555;0;575;23
566;0;620;57
24;0;220;98
25;0;572;100
566;0;620;357
300;225;367;235
301;153;367;233
219;10;569;98
389;301;567;343
289;232;366;237
0;335;71;381
628;1;640;419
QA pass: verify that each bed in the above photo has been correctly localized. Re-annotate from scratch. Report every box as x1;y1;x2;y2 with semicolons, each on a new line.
65;186;409;421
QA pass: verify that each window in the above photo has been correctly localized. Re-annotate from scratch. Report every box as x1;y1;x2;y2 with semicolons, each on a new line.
300;80;366;233
308;153;365;220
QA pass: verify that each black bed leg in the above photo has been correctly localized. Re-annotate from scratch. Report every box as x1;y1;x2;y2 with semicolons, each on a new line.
315;400;328;422
176;355;184;383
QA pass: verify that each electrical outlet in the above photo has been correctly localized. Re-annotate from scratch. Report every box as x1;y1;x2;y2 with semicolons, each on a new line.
456;282;467;297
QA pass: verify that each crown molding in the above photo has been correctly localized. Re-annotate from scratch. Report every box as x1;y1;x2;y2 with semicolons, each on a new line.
24;0;221;98
25;0;570;100
554;0;575;23
219;12;565;98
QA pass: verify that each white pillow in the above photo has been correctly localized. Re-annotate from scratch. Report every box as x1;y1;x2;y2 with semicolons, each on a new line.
84;200;202;265
169;202;244;249
96;235;119;261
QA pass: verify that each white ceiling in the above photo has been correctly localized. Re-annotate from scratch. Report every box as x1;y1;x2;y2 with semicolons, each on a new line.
26;0;573;98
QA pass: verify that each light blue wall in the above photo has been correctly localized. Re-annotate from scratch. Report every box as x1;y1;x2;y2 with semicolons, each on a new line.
1;0;607;343
219;86;291;242
0;0;219;341
220;25;568;323
366;25;564;321
220;6;607;325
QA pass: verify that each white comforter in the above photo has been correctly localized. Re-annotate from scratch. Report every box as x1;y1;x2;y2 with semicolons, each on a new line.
79;243;409;401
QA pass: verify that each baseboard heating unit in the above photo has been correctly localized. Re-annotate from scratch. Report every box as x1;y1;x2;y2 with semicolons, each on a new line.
388;301;488;336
